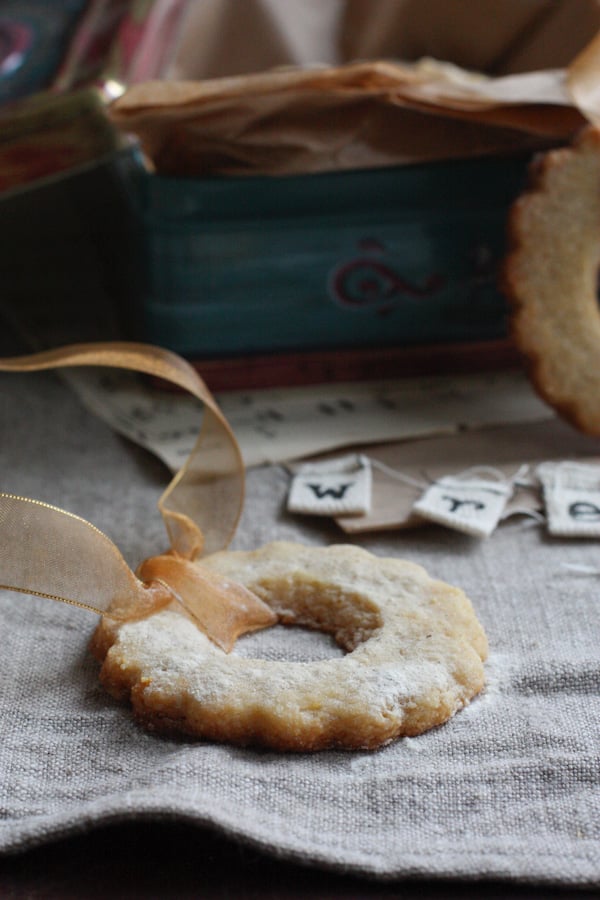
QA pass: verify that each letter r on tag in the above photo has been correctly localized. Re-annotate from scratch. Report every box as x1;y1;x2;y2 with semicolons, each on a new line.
413;477;511;537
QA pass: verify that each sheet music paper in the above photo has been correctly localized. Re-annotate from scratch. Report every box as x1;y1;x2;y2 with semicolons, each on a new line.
63;368;552;471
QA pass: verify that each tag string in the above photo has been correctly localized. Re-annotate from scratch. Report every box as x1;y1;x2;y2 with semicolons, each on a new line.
368;458;529;492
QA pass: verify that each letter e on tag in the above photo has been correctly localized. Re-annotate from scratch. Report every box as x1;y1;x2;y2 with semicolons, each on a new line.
413;476;511;537
288;454;371;516
537;461;600;537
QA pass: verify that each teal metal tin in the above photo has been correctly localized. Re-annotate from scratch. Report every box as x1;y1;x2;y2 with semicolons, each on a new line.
135;154;530;358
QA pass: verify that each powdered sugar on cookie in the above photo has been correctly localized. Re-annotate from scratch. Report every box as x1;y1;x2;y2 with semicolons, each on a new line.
91;542;488;751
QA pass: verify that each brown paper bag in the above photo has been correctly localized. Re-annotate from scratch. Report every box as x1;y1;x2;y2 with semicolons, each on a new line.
109;0;600;177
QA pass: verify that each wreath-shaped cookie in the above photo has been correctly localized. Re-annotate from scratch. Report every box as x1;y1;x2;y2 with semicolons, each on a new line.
505;126;600;434
91;542;488;751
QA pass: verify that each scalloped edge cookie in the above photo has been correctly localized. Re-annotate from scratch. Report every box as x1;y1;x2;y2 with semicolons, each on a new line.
90;542;488;751
505;126;600;434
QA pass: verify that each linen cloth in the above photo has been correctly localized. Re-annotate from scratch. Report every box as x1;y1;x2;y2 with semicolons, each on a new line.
0;368;598;886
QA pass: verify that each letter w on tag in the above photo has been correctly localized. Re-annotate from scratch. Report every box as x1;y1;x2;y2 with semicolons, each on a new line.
287;454;371;516
413;476;511;537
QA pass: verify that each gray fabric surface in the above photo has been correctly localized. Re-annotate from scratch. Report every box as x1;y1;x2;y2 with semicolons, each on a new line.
0;369;599;886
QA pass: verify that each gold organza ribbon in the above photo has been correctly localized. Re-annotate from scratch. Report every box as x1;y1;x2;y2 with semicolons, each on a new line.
0;342;275;650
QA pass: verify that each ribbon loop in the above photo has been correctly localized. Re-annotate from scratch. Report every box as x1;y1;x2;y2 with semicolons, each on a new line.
0;341;244;558
0;493;146;615
0;342;264;648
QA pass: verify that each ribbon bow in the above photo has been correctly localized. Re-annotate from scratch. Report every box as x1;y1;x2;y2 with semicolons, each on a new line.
0;342;275;650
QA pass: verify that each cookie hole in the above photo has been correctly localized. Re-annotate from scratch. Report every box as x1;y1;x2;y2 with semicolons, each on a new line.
248;575;383;653
233;623;345;662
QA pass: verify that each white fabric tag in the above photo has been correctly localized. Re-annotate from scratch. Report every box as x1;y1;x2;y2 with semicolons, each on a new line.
413;476;512;537
287;454;371;516
537;461;600;537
